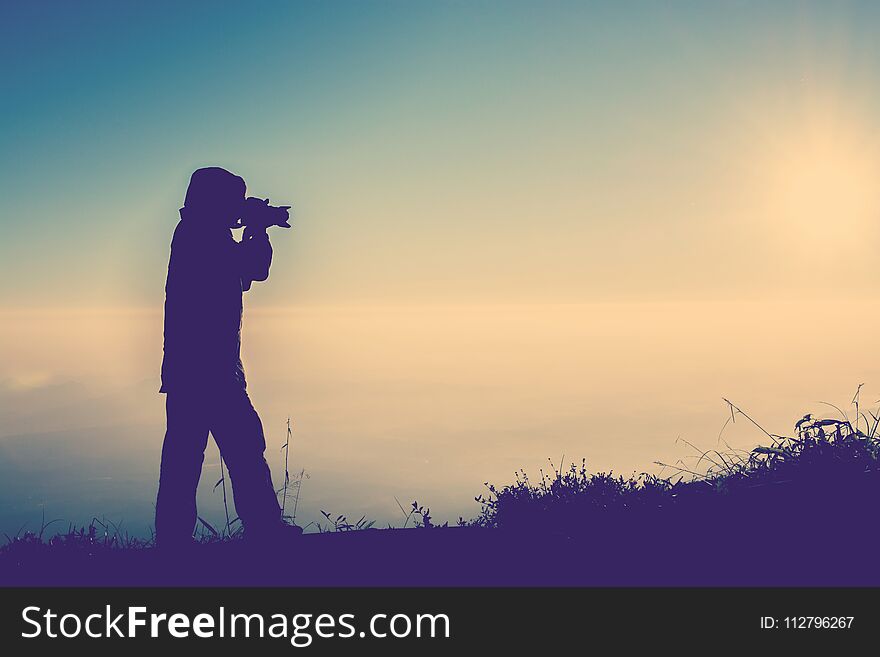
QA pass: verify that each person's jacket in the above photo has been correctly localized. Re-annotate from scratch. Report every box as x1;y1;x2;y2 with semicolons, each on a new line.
160;216;271;393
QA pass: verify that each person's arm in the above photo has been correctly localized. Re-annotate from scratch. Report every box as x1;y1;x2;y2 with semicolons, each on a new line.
238;225;273;291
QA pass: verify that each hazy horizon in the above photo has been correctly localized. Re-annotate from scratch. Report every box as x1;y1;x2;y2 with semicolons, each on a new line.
2;301;879;536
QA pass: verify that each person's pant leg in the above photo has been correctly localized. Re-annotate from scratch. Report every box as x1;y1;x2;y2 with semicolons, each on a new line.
155;392;210;546
210;388;282;535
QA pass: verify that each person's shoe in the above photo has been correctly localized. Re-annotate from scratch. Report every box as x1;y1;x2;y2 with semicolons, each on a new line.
246;522;303;544
272;522;304;542
279;523;304;539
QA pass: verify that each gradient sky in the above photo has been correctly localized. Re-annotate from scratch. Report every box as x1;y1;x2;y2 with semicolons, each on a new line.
5;1;880;308
4;2;880;534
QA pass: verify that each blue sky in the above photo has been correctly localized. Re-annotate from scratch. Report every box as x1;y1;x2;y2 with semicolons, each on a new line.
4;1;880;307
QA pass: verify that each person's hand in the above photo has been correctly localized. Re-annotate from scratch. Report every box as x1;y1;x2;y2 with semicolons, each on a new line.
243;223;268;241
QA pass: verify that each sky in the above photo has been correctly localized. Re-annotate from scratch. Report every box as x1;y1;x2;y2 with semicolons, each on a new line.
4;1;880;308
3;1;880;534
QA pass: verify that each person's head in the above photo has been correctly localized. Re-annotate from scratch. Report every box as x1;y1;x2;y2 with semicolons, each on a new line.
181;167;246;227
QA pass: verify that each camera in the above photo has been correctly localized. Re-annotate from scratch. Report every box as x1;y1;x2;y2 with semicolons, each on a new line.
236;196;292;229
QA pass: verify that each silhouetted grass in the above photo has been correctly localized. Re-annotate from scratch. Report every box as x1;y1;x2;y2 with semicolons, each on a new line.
471;393;880;534
4;393;880;556
1;516;152;568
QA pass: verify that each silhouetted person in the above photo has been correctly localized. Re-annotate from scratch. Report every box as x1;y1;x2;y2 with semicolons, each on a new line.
156;167;294;548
